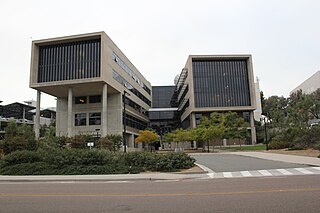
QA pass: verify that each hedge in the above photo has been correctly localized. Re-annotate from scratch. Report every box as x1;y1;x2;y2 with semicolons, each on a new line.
0;149;195;175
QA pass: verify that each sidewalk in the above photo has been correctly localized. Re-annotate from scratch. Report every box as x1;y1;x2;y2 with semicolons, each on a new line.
228;151;320;166
0;172;207;182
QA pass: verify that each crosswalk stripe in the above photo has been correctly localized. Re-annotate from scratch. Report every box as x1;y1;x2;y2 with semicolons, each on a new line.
258;170;273;176
276;169;293;175
223;172;233;178
294;168;313;174
240;171;252;177
312;167;320;171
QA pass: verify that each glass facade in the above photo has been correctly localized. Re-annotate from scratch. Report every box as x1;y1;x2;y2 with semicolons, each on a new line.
112;52;151;95
193;60;251;108
124;113;148;130
112;70;151;106
149;86;180;134
38;39;101;83
152;86;177;108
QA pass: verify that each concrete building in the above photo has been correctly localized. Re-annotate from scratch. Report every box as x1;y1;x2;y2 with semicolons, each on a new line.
29;32;257;147
0;102;55;139
175;55;257;145
254;78;262;121
291;71;320;94
29;32;152;147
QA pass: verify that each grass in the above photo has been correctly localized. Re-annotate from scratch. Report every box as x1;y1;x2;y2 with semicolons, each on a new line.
218;144;266;151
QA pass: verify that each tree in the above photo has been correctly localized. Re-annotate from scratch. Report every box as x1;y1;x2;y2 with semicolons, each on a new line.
263;95;288;128
1;122;37;154
135;130;159;151
196;112;225;152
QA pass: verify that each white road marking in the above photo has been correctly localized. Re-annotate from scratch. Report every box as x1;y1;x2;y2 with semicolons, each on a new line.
294;168;313;174
312;167;320;171
223;172;233;178
258;170;273;176
276;169;293;175
240;171;252;177
208;173;214;178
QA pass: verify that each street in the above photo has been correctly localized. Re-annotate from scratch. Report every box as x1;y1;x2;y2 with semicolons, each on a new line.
193;153;310;172
0;175;319;213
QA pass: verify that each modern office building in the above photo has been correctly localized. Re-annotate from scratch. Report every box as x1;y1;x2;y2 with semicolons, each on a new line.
290;71;320;94
0;102;55;139
149;86;180;148
29;32;257;147
175;55;257;144
29;32;152;147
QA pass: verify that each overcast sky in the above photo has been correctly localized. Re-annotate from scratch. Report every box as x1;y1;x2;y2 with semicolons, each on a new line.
0;0;319;108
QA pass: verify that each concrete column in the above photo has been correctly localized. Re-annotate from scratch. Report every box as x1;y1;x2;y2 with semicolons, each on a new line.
35;90;41;139
101;84;108;137
250;111;257;145
128;134;135;148
67;88;73;137
191;113;196;128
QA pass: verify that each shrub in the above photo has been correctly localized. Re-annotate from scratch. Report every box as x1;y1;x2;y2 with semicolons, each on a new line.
0;150;195;175
268;141;290;149
0;150;43;167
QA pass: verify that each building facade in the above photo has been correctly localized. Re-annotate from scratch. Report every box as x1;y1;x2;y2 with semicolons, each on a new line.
175;55;257;144
29;32;257;147
29;32;152;147
290;71;320;94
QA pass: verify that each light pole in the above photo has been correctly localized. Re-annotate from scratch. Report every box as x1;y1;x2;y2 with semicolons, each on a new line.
260;116;269;151
123;91;130;153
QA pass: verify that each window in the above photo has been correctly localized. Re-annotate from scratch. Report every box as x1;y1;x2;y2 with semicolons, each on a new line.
89;112;101;125
75;96;87;104
89;95;101;103
75;113;86;126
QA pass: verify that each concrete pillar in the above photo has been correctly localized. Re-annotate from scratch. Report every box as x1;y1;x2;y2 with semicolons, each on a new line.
35;90;41;139
128;134;135;148
102;84;108;137
191;112;196;128
250;111;257;145
67;88;73;137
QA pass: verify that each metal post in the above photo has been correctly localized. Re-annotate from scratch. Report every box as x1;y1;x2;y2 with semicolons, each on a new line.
264;118;269;151
123;91;127;153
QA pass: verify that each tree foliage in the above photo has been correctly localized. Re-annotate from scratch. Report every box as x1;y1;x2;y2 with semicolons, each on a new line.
135;130;159;144
0;121;37;154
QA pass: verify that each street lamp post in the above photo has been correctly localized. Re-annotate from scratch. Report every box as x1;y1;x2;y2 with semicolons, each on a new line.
123;91;130;153
261;116;269;151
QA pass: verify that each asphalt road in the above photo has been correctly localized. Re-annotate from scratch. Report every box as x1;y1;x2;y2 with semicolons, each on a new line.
0;175;319;213
193;154;310;172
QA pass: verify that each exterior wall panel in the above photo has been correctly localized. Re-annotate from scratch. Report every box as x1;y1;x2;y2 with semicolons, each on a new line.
192;60;251;108
37;39;101;83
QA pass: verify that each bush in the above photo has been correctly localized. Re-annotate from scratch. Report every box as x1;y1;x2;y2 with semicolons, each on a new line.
268;141;290;149
0;150;195;175
0;150;43;167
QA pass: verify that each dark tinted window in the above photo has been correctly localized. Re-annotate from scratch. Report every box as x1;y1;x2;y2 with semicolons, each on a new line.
75;113;86;126
193;60;251;108
152;86;176;108
75;96;87;104
89;112;101;125
38;39;101;83
74;96;87;104
89;95;101;103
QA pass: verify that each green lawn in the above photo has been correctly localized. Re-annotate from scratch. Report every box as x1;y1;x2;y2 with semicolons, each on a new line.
218;144;266;151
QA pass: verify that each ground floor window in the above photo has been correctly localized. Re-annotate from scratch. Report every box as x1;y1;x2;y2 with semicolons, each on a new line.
75;113;87;126
89;112;101;125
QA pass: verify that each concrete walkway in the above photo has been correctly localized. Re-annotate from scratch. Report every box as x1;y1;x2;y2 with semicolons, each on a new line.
228;151;320;166
1;152;319;182
0;172;206;182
